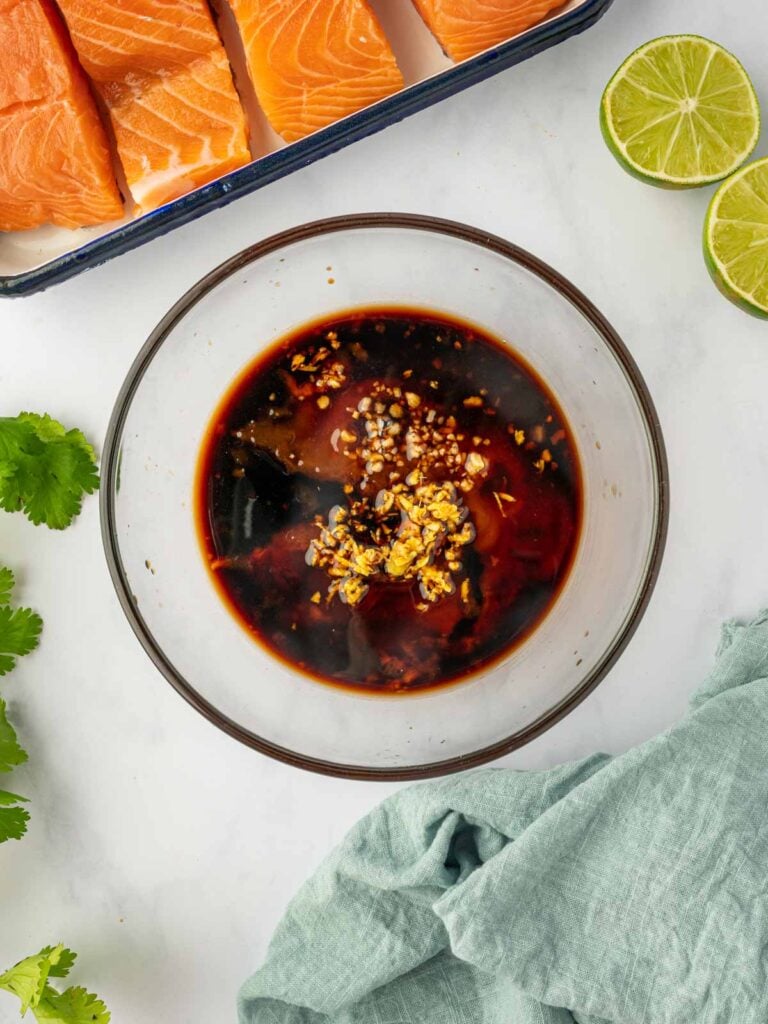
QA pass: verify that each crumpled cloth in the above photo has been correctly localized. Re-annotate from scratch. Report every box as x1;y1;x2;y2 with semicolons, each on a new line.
239;613;768;1024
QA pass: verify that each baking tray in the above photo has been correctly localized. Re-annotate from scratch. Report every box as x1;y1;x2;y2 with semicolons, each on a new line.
0;0;615;298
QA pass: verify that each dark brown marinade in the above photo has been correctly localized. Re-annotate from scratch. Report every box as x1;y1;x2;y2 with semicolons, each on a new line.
196;308;581;694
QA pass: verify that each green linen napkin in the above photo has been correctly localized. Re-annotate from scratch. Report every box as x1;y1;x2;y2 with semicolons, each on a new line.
239;612;768;1023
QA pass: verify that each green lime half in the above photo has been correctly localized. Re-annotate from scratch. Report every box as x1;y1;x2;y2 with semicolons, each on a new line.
705;157;768;318
601;35;760;188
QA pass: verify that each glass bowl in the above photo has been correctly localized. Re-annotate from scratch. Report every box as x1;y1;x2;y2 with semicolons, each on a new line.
101;214;668;780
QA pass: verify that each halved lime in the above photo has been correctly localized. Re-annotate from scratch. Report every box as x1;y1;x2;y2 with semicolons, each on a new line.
601;35;760;188
705;157;768;318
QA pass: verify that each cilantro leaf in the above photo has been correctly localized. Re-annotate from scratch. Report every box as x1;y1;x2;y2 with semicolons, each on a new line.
0;603;43;676
0;943;62;1013
33;985;110;1024
0;948;109;1024
0;414;99;530
0;567;13;604
42;949;77;981
0;567;42;675
0;789;29;842
0;698;28;772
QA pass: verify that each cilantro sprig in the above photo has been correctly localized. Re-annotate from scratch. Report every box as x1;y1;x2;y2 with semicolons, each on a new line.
0;571;35;843
0;694;30;843
0;945;110;1023
0;414;99;530
0;569;42;677
0;416;107;1019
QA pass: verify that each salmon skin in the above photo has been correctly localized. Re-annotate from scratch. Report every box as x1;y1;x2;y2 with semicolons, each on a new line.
0;0;123;232
411;0;565;63
56;0;251;213
227;0;404;143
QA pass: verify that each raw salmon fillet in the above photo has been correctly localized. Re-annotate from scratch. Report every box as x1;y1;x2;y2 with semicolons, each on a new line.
56;0;251;213
0;0;123;232
411;0;564;63
227;0;404;142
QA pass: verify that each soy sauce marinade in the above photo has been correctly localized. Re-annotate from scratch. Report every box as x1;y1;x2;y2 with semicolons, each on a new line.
197;310;581;693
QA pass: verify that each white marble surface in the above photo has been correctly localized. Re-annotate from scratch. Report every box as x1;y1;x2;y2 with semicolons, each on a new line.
1;0;767;1019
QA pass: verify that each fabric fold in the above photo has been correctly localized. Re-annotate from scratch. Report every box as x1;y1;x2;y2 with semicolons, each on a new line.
239;614;768;1024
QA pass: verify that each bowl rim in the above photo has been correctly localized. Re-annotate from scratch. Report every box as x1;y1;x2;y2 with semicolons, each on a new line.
100;212;669;781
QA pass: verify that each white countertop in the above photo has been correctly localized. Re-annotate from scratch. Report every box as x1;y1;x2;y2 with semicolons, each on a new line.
2;0;767;1020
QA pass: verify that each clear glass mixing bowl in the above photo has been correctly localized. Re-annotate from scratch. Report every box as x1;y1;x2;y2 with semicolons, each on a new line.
101;214;668;779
